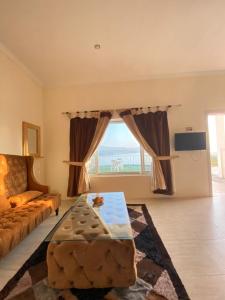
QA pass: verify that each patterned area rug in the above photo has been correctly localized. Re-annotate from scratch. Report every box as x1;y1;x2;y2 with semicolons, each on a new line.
0;204;189;300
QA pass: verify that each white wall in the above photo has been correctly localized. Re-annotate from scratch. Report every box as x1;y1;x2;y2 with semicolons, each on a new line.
0;48;45;182
44;75;225;200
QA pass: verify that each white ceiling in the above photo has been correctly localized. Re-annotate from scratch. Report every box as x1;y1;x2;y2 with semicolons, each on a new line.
1;0;225;86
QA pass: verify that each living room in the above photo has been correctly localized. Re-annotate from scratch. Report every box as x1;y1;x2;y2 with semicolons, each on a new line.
1;1;225;299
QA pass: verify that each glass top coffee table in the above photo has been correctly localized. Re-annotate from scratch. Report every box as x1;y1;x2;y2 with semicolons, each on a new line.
45;192;133;241
46;192;136;289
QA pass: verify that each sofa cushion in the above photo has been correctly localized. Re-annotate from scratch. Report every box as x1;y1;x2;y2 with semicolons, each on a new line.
0;155;27;198
0;196;11;212
0;200;53;259
9;190;43;208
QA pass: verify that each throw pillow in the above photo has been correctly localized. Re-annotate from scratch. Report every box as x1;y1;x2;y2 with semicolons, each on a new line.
0;195;11;212
9;190;43;208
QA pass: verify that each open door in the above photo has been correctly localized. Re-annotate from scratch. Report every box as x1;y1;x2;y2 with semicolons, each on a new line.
208;114;225;195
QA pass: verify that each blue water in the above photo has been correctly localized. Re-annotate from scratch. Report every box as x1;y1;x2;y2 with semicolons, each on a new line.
99;152;141;166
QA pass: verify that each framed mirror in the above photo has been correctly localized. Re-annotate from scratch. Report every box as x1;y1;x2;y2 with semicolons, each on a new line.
22;122;41;157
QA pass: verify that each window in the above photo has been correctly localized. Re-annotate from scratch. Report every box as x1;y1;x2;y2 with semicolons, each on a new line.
88;120;152;175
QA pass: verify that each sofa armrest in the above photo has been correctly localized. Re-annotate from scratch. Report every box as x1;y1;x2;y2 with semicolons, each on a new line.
25;156;49;194
29;181;49;194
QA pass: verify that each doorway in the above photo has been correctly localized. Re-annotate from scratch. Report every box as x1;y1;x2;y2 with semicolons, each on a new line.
208;113;225;195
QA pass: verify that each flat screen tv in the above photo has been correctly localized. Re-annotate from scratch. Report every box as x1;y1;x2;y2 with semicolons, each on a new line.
175;132;206;151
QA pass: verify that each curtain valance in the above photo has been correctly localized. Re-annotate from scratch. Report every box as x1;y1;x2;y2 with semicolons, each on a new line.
66;111;112;120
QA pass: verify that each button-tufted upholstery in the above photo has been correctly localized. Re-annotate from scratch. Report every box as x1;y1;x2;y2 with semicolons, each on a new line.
47;239;136;289
0;154;61;259
47;194;136;289
0;155;27;198
0;200;52;258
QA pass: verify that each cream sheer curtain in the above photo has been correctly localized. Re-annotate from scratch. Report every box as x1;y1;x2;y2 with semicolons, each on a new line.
77;115;111;194
119;112;166;191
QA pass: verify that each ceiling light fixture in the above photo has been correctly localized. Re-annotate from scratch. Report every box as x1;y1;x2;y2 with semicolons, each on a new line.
94;44;101;49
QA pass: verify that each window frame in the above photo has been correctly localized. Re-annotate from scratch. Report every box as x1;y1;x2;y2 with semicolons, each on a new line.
88;119;152;176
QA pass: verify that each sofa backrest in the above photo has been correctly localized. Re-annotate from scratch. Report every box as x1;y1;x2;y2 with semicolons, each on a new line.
0;154;28;198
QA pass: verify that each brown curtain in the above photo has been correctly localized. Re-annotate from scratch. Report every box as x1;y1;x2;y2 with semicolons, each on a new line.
67;112;112;197
120;109;173;195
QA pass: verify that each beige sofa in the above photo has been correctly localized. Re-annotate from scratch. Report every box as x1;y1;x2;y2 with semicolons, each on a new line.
0;154;61;259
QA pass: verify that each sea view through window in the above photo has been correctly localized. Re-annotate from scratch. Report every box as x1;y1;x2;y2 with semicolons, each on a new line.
88;120;152;174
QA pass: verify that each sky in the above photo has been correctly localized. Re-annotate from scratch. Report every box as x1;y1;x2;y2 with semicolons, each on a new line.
101;122;139;148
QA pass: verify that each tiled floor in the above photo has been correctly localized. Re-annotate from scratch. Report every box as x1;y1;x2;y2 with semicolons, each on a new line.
1;184;225;299
212;176;225;196
142;197;225;300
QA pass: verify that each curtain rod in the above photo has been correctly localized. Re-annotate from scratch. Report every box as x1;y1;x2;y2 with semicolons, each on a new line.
62;104;181;116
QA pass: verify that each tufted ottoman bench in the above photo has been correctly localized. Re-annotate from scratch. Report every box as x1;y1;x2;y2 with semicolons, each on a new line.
46;192;137;289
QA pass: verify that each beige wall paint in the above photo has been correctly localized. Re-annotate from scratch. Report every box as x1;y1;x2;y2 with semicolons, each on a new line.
0;49;45;182
44;75;225;200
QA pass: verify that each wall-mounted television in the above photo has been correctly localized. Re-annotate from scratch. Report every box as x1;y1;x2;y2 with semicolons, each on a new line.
175;132;206;151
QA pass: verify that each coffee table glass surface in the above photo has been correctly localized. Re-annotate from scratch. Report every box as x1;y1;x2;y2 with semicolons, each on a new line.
45;192;133;241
